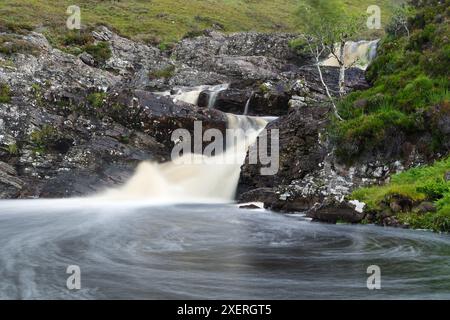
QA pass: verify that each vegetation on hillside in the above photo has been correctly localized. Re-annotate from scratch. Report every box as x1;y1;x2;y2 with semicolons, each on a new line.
351;156;450;232
331;0;450;163
344;0;450;232
0;0;401;48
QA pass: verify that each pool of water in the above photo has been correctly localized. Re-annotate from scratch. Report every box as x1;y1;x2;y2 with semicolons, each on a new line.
0;199;449;299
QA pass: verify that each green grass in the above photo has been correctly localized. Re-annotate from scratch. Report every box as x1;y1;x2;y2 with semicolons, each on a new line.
351;157;450;232
0;82;11;103
149;65;176;79
0;0;402;45
29;125;59;154
87;92;107;109
0;34;40;55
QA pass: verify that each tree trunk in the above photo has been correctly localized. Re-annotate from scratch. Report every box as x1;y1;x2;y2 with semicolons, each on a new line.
315;58;343;121
338;41;346;97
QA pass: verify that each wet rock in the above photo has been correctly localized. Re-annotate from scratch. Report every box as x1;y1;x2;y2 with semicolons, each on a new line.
239;204;262;210
238;105;329;195
307;199;365;224
105;89;228;151
213;89;250;114
238;187;278;204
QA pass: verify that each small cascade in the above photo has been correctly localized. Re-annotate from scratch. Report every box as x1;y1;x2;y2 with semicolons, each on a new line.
154;84;230;107
208;83;229;108
243;91;254;115
321;39;380;70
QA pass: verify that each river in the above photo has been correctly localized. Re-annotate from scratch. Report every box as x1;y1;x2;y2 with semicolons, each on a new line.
0;200;449;299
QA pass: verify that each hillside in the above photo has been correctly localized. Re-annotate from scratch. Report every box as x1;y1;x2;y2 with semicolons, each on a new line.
340;0;450;231
0;0;401;45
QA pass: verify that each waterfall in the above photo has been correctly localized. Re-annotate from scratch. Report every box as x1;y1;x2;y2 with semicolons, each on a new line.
243;91;254;115
208;83;229;108
321;39;380;70
100;113;270;203
155;84;229;107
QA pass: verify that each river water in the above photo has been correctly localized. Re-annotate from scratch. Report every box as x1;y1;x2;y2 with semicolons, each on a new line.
0;199;449;300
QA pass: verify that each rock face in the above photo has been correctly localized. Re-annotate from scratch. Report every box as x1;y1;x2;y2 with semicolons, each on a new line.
0;27;232;198
0;25;385;204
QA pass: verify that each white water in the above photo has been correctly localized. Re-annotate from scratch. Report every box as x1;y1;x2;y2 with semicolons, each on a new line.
321;39;379;70
155;83;229;106
243;91;253;115
100;113;269;202
207;83;229;108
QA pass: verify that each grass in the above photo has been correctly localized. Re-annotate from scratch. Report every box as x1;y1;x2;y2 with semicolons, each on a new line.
29;125;59;154
0;82;11;103
149;65;176;79
351;156;450;232
1;143;19;156
87;92;107;109
0;0;402;45
0;34;40;55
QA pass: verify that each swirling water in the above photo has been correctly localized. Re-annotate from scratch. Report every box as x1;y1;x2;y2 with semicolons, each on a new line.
0;199;449;300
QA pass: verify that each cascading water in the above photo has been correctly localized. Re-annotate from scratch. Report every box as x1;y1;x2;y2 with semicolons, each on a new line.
321;39;380;70
1;83;450;300
154;84;229;106
243;91;254;115
207;83;229;108
99;113;269;202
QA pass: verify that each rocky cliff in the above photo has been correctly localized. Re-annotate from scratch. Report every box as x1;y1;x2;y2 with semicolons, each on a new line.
0;25;369;203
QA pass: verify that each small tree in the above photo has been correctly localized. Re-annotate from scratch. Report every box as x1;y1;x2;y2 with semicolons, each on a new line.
323;16;362;97
293;0;368;121
386;5;413;38
297;34;343;121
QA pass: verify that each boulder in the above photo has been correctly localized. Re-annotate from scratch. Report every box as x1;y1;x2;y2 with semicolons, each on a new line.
307;199;365;224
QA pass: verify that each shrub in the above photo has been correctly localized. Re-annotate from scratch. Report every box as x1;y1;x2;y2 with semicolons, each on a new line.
62;31;93;47
1;143;19;156
149;65;175;79
30;125;58;154
0;35;39;55
0;82;11;103
87;92;107;109
416;180;450;201
84;42;112;64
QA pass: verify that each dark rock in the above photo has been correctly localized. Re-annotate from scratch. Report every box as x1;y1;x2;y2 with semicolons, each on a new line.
389;195;414;213
247;89;290;116
214;89;250;114
238;105;329;195
415;201;437;214
79;52;96;67
0;161;24;198
307;200;365;224
105;89;228;151
390;201;402;213
238;187;278;204
239;204;262;209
